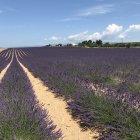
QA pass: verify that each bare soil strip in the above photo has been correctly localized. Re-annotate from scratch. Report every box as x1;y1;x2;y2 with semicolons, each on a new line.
0;48;6;53
16;50;99;140
5;49;10;58
18;49;29;58
1;52;5;57
0;50;14;82
1;50;7;57
6;50;12;60
0;50;4;56
19;50;24;56
17;50;23;59
20;49;28;56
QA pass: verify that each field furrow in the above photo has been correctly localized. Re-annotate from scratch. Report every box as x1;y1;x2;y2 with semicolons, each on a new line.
0;49;13;79
0;50;14;82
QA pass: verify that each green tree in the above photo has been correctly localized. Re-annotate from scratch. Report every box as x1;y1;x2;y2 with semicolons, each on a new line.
103;42;110;48
96;40;103;47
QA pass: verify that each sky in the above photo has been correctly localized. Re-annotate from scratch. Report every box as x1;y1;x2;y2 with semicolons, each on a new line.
0;0;140;47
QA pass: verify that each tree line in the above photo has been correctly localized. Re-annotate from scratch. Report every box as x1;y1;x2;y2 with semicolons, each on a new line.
44;40;140;48
77;40;140;48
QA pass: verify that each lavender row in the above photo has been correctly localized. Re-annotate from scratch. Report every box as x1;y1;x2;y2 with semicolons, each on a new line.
0;49;12;73
0;55;61;139
20;47;140;139
20;47;140;110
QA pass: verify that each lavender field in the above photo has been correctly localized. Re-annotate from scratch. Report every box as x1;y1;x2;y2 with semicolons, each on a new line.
0;47;140;140
0;49;61;140
20;47;140;140
1;0;140;139
0;49;12;73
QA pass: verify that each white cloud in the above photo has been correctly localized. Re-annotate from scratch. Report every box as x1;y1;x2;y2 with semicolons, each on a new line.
60;4;114;22
127;24;140;32
67;24;123;41
77;4;113;17
68;31;88;41
46;24;140;43
87;32;103;40
105;24;123;34
48;36;61;41
119;34;125;39
44;36;67;43
119;24;140;39
101;24;123;40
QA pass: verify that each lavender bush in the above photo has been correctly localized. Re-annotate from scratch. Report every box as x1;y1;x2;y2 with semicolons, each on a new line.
0;49;12;73
20;47;140;139
0;55;61;140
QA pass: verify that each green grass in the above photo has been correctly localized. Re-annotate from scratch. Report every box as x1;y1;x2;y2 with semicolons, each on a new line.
0;118;42;140
48;74;79;98
77;92;140;139
48;74;140;139
127;83;140;93
43;65;140;140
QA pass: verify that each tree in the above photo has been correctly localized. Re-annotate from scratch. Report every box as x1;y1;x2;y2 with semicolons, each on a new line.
87;40;94;47
96;40;103;47
56;44;62;47
126;43;131;48
81;41;88;47
66;43;73;47
103;42;110;48
44;44;51;47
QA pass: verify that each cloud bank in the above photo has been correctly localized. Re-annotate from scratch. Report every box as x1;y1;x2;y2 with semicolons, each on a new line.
119;24;140;39
45;24;140;43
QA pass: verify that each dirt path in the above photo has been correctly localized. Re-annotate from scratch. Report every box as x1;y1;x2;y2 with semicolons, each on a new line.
4;49;10;58
15;50;99;140
0;50;14;82
0;48;6;53
6;49;12;60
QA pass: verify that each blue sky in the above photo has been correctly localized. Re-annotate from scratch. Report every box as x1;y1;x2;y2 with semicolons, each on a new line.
0;0;140;47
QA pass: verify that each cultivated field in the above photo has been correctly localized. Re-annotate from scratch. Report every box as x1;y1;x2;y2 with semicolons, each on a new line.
0;47;140;140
